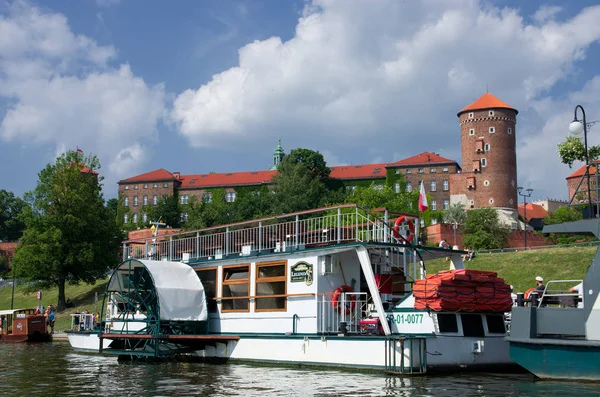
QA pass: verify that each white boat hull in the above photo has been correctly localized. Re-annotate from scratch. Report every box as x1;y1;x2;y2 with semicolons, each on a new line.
66;332;111;352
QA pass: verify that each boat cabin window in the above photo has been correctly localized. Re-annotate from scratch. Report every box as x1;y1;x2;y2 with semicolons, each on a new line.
255;261;287;312
485;314;506;334
222;265;250;312
436;313;458;333
460;314;485;337
196;268;218;313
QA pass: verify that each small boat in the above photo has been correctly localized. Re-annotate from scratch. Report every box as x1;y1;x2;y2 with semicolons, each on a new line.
0;308;52;343
508;219;600;381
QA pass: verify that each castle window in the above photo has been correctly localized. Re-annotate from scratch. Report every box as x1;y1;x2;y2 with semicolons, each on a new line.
406;169;412;174
484;143;490;152
163;183;168;188
153;195;158;205
431;218;438;225
430;181;437;192
143;195;148;206
134;184;139;190
225;192;236;202
489;111;494;117
443;180;449;191
489;198;494;204
431;200;437;210
203;192;212;203
345;185;356;191
470;200;475;205
180;194;189;205
469;129;475;136
484;180;490;186
124;197;129;206
508;128;512;135
489;127;495;133
468;112;474;119
373;184;383;191
153;183;158;188
443;200;449;210
180;212;189;222
418;168;424;174
142;213;147;223
395;169;400;174
124;214;129;224
143;184;148;189
406;182;412;192
133;213;138;223
481;158;487;167
509;199;514;205
124;185;129;190
133;196;138;206
395;183;401;193
442;167;449;172
430;168;437;173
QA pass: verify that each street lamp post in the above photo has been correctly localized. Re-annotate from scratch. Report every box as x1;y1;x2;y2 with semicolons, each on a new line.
518;187;533;248
569;105;594;219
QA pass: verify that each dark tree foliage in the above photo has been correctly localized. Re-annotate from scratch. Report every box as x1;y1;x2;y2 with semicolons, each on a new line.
148;193;181;228
271;148;330;214
12;151;121;311
0;190;27;241
462;208;509;250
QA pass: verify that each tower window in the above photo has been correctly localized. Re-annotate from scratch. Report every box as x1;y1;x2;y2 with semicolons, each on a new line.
431;200;437;210
484;180;490;186
489;110;494;117
469;129;475;136
430;181;437;192
508;128;512;135
484;143;490;152
489;127;495;133
470;200;474;205
481;158;487;167
468;112;474;119
443;200;449;210
509;199;514;205
489;198;494;204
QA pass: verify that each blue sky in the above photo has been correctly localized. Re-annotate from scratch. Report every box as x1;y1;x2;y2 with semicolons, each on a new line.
1;0;600;202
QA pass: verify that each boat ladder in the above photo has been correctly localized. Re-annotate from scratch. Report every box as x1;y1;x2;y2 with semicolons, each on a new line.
384;337;427;375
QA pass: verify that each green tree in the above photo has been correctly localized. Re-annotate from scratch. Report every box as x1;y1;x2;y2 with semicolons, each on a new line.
557;136;600;168
345;184;417;213
12;151;121;311
231;186;274;222
271;148;330;214
148;193;181;228
444;203;467;247
0;190;27;241
462;208;509;250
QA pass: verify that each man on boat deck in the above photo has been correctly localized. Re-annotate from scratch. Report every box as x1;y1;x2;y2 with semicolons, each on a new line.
535;276;545;292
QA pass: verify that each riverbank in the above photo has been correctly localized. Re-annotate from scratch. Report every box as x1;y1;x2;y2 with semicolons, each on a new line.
0;245;596;332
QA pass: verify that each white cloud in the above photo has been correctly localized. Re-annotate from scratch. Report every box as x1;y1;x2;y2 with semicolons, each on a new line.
0;1;165;184
171;0;600;199
532;5;562;24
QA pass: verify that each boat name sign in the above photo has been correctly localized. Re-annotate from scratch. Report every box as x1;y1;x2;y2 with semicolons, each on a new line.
290;261;314;286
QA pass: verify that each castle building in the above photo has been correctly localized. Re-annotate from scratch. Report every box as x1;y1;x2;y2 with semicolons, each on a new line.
118;93;522;227
450;93;518;214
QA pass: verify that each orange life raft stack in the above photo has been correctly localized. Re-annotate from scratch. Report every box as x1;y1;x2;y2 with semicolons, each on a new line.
413;269;513;312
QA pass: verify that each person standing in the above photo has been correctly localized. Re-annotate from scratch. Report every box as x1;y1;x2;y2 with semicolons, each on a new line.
535;276;545;292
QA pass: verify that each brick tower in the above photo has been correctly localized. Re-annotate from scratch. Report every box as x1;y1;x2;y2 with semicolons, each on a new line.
450;93;518;212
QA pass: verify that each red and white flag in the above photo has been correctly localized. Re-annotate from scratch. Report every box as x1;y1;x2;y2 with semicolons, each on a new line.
418;182;428;212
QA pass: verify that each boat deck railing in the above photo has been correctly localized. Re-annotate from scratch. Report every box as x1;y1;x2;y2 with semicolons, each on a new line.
538;279;584;308
317;292;369;334
122;205;418;263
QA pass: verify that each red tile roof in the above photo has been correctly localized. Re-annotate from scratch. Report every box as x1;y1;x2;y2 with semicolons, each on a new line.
179;170;277;188
387;152;456;166
458;92;518;116
119;168;178;183
518;203;548;220
566;161;600;179
329;163;387;180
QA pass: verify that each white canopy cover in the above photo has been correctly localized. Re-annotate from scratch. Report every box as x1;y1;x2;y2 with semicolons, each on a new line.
108;259;207;321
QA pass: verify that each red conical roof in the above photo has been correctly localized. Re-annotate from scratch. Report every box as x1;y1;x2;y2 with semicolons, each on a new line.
458;92;517;116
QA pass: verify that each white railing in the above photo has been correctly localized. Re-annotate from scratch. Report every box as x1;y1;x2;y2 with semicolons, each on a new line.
538;279;584;308
317;292;368;334
123;205;418;262
70;313;97;331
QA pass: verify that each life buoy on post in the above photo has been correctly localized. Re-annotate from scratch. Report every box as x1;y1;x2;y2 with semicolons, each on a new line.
332;285;356;315
524;288;536;299
392;216;415;243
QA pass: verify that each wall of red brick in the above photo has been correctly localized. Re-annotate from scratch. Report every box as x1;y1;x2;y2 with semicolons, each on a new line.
425;223;545;249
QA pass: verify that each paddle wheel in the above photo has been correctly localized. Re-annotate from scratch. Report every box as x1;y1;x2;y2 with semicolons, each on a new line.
99;259;222;359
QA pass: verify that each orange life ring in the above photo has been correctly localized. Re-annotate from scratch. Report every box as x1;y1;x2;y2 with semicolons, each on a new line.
392;216;415;243
524;288;536;299
332;285;356;315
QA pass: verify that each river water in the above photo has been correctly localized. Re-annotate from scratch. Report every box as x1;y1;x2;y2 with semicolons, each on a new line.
0;342;599;397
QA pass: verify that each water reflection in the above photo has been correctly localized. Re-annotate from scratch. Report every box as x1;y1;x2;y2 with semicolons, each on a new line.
0;343;599;397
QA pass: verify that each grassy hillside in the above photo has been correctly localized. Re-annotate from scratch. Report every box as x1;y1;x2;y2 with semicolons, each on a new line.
0;246;596;332
0;278;108;332
426;246;596;294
